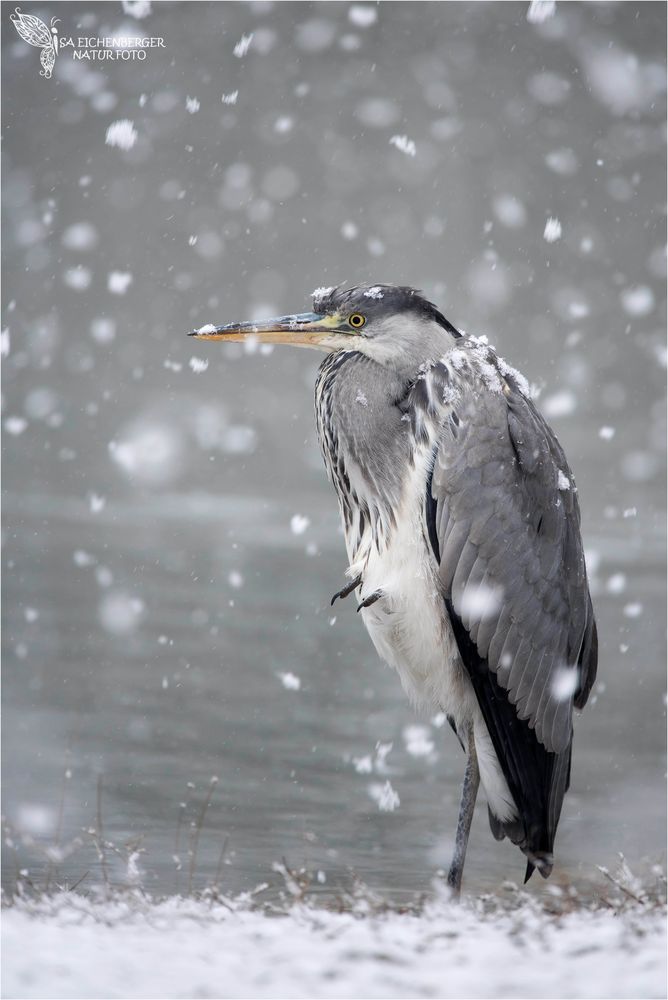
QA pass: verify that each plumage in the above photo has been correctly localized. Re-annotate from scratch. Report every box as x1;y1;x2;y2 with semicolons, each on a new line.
192;281;598;891
311;285;597;883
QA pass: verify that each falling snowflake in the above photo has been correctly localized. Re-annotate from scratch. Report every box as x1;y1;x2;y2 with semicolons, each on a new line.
606;573;627;595
368;780;400;812
105;120;138;151
4;416;27;436
543;217;562;242
278;671;301;691
122;0;151;17
403;725;435;758
107;272;133;295
527;0;556;24
460;583;504;621
551;666;578;702
348;5;378;27
389;134;417;157
620;285;655;317
189;357;209;374
233;34;253;58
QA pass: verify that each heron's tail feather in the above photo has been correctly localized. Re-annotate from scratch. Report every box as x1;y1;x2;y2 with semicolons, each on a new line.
487;807;555;881
523;849;553;883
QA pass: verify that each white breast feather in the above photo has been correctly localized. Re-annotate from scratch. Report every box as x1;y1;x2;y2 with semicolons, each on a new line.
345;444;474;725
342;438;517;824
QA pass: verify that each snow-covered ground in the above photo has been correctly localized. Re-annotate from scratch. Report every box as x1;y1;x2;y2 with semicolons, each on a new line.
3;887;666;999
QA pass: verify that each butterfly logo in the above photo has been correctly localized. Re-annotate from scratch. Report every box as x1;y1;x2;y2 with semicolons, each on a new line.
10;7;60;78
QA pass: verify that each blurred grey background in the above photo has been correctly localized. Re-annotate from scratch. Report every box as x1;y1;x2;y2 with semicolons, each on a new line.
2;1;666;900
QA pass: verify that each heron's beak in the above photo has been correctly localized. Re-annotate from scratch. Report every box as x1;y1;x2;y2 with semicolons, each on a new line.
188;312;345;347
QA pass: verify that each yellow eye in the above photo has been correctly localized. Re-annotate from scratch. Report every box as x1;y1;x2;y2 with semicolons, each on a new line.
349;313;366;329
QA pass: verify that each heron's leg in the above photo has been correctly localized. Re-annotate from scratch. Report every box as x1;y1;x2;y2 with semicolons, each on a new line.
446;725;479;897
330;574;362;606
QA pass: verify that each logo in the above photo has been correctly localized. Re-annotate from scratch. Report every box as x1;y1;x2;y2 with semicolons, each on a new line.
10;7;166;79
10;7;59;78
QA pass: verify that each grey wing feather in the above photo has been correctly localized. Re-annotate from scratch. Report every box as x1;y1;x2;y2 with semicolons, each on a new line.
423;356;596;754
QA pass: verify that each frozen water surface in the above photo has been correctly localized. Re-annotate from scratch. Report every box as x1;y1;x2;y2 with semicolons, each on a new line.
2;2;665;995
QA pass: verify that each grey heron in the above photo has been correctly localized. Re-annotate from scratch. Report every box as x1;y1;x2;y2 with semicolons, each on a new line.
190;283;598;893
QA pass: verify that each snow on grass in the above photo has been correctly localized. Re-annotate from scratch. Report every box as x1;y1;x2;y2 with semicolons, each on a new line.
104;120;138;151
2;883;665;1000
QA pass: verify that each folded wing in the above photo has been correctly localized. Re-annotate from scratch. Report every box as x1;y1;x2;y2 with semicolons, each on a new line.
415;350;597;875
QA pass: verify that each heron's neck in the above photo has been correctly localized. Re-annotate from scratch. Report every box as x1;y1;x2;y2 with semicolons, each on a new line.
315;351;416;552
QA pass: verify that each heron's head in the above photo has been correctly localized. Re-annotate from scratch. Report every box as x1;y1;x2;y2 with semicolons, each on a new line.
189;284;461;375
